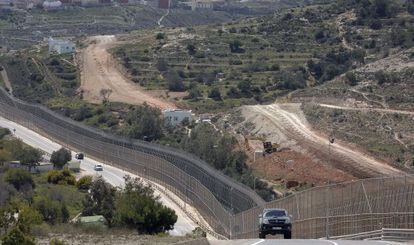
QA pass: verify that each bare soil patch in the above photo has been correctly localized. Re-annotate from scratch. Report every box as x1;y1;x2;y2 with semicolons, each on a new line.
78;35;176;109
238;103;403;179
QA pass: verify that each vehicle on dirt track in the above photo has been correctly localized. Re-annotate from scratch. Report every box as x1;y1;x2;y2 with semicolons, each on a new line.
258;208;292;239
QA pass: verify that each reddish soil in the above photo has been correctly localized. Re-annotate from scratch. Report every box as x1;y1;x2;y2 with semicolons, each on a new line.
247;148;355;188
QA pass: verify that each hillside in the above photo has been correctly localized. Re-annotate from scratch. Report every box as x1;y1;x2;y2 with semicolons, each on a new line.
0;6;234;50
1;0;414;199
110;3;344;113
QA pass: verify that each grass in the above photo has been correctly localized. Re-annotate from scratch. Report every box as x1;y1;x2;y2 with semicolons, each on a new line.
32;172;86;217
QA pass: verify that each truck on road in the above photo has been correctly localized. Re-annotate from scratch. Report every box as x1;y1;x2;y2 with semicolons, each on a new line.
258;208;292;239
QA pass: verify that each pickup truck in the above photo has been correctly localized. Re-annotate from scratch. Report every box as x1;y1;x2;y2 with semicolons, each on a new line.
258;208;292;239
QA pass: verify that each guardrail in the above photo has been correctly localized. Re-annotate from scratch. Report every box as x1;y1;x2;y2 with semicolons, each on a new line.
1;87;414;240
330;228;414;242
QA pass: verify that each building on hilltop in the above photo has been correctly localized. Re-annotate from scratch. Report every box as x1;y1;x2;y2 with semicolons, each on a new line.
48;38;75;54
43;0;62;10
191;0;213;10
163;109;193;126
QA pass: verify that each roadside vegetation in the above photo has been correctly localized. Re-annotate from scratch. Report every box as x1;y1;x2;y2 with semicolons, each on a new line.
0;127;182;244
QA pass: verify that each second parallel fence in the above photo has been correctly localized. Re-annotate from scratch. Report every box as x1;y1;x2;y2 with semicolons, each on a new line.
0;87;413;240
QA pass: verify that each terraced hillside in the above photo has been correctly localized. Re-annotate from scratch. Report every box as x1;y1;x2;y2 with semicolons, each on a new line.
0;6;233;50
111;4;343;113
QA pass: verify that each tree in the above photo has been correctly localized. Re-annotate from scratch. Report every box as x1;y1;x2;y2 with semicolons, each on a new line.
237;80;252;96
19;148;42;171
408;0;414;14
5;169;34;191
83;176;116;226
166;70;185;92
122;104;163;141
50;148;71;169
229;40;244;53
99;89;112;104
33;196;69;224
114;176;177;233
186;86;202;100
208;87;222;101
156;58;168;72
186;44;196;55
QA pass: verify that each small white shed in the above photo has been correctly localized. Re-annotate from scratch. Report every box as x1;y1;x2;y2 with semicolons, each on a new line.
163;109;193;126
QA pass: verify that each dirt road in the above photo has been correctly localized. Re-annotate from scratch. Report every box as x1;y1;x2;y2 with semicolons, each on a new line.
0;69;12;94
79;35;175;109
246;103;402;178
318;104;414;115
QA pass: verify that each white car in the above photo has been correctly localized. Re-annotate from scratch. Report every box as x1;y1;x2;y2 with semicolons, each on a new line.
94;164;103;171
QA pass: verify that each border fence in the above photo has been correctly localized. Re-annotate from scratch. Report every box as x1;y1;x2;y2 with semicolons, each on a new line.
0;87;413;240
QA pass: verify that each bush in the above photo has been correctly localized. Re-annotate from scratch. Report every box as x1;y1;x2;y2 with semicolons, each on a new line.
166;70;185;92
50;148;71;169
33;196;69;224
156;32;165;40
114;176;177;233
229;40;244;53
345;72;358;86
122;104;163;141
0;127;11;139
1;227;35;245
76;176;93;190
50;238;67;245
47;169;76;185
208;87;222;101
5;169;34;191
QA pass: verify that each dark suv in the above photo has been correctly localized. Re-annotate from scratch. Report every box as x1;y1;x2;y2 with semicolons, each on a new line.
258;208;292;239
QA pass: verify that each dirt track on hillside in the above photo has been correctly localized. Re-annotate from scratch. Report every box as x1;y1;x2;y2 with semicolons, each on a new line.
0;69;12;94
244;103;403;178
318;104;414;115
79;35;175;109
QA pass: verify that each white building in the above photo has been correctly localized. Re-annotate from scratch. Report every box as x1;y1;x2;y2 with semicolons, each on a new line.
163;109;193;126
43;0;62;10
191;0;213;10
48;38;75;54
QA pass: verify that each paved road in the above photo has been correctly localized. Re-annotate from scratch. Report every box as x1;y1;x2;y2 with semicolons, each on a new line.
210;239;404;245
0;116;196;236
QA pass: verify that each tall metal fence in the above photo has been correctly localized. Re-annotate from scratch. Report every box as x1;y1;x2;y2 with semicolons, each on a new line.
0;87;413;240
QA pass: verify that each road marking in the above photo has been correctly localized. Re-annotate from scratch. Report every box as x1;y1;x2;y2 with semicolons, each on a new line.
250;239;265;245
325;241;338;245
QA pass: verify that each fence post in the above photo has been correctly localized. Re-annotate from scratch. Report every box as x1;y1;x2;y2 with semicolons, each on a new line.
325;186;330;239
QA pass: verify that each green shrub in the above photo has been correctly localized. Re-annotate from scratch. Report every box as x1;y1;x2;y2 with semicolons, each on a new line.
0;127;11;139
156;32;165;40
47;169;76;185
76;175;93;190
1;227;35;245
345;72;358;86
5;168;34;190
50;238;67;245
34;196;70;224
